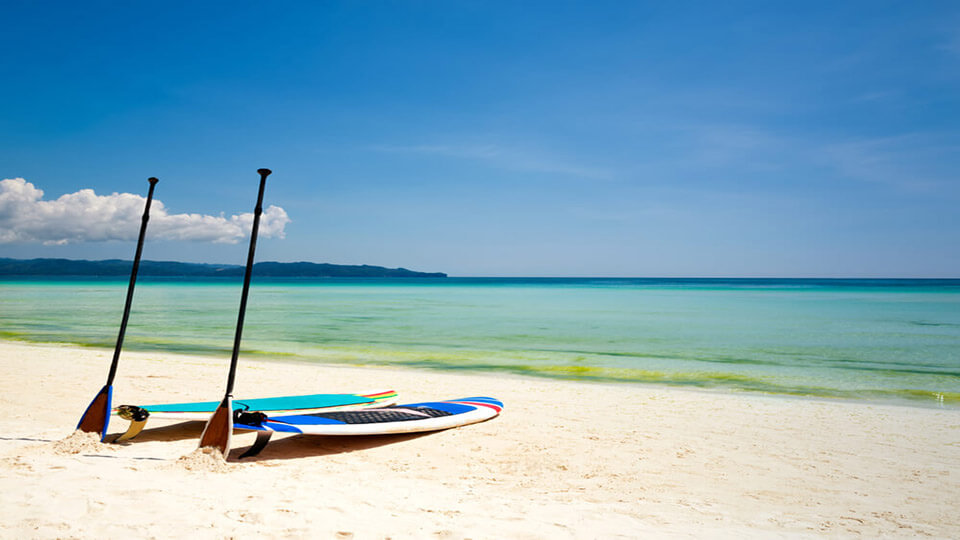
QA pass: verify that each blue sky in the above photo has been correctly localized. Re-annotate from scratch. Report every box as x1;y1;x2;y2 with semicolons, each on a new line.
1;1;958;277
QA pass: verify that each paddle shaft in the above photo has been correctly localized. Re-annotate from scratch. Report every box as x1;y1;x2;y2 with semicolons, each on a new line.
223;168;271;398
105;177;159;387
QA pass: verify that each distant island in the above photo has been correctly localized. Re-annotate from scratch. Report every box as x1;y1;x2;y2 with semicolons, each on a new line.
0;258;447;278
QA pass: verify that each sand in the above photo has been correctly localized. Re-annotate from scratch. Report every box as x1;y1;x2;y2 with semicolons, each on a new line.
0;340;957;538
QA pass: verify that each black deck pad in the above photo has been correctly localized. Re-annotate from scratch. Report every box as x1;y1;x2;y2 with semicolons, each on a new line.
306;406;453;425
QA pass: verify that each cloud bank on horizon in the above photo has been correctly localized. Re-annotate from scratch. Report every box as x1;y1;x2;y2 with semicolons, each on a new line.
0;178;290;245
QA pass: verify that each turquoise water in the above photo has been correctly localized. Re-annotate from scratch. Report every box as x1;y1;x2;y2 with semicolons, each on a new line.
2;278;959;406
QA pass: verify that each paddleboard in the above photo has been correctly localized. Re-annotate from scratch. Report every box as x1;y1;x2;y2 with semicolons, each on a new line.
111;390;398;442
232;397;502;457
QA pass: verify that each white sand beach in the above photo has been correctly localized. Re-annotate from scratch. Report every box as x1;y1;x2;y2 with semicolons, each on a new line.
0;339;957;538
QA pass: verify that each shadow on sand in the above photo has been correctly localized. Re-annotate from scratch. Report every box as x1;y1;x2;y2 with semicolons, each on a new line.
108;420;206;444
109;420;433;461
228;431;433;462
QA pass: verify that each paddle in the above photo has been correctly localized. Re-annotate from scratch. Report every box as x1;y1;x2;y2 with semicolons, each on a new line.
77;177;159;441
199;168;272;457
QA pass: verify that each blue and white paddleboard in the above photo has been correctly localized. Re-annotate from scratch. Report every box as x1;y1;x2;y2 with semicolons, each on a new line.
235;397;503;436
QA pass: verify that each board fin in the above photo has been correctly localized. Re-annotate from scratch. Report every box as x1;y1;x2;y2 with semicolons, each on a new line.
113;405;150;442
238;432;273;459
114;419;148;442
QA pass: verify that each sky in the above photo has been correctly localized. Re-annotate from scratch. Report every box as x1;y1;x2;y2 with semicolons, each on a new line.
1;1;958;277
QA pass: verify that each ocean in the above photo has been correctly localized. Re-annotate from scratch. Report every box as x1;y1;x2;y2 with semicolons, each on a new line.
2;278;958;406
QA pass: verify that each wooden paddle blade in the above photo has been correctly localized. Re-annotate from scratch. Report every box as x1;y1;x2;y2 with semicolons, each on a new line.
198;397;233;456
77;385;112;441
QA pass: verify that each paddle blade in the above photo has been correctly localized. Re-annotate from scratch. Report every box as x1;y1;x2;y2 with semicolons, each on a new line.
198;397;233;457
77;385;112;442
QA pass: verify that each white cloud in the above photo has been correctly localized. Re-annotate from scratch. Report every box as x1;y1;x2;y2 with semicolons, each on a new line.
0;178;290;245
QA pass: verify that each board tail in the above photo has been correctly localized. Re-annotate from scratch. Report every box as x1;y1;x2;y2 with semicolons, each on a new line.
361;390;398;405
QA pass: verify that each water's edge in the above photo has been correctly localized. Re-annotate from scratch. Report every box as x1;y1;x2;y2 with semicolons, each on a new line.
3;278;958;409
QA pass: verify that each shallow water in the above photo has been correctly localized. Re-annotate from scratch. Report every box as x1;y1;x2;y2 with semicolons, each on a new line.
2;277;958;406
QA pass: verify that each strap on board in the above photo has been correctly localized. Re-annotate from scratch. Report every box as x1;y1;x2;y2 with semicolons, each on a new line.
234;409;268;426
116;405;150;422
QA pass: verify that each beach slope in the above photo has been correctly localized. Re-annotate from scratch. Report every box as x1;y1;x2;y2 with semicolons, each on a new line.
0;340;957;538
